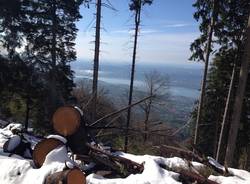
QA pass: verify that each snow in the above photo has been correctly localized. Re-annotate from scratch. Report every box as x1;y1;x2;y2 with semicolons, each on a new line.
87;153;181;184
74;106;83;116
42;145;74;166
5;135;21;152
0;123;250;184
209;168;250;184
46;135;67;144
208;156;225;171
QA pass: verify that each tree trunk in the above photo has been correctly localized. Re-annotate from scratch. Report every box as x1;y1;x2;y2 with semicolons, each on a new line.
194;0;218;146
124;0;141;153
143;98;152;143
25;95;30;130
52;106;89;155
216;60;237;161
246;143;250;171
225;15;250;167
92;0;102;123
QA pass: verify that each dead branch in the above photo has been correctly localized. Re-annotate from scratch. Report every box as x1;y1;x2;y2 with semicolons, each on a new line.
178;169;219;184
171;119;192;136
90;95;154;127
157;145;229;175
86;143;144;175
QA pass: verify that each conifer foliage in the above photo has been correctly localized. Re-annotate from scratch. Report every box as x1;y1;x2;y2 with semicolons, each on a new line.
190;0;250;168
0;0;83;132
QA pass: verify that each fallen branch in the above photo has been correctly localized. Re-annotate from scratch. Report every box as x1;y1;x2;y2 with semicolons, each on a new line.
86;143;144;175
157;145;229;175
171;119;192;136
159;145;204;162
178;169;219;184
90;95;154;127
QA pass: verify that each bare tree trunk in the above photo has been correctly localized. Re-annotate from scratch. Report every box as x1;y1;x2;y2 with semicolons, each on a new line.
213;109;221;158
225;15;250;167
25;95;30;130
216;61;237;161
246;143;250;171
143;87;153;143
124;0;141;152
194;0;218;146
92;0;102;123
143;104;151;143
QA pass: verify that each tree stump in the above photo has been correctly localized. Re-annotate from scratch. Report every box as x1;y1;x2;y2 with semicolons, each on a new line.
33;138;64;168
45;168;86;184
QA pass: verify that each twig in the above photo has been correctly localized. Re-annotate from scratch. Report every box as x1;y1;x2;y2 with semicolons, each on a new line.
171;119;192;136
96;114;122;136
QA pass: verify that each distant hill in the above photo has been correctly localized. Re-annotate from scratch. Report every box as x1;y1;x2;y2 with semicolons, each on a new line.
72;61;202;129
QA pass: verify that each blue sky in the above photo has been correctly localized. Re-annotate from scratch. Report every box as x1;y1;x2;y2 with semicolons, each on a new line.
76;0;201;65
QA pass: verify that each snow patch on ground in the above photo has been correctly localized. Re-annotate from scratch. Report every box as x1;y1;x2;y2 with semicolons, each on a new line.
0;123;250;184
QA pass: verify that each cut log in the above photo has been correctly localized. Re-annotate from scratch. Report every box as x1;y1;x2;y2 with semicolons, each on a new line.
52;106;88;155
45;168;86;184
52;106;81;136
33;138;64;168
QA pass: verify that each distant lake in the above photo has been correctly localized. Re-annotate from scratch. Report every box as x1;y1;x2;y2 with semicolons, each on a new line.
73;62;202;99
75;74;200;99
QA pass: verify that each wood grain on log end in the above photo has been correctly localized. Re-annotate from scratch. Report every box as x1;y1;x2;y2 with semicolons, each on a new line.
52;106;81;136
67;169;86;184
45;168;86;184
33;138;64;168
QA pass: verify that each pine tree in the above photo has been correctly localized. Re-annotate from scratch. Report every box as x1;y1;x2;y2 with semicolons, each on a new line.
225;15;250;167
0;0;24;58
23;0;83;123
0;0;83;132
190;0;250;167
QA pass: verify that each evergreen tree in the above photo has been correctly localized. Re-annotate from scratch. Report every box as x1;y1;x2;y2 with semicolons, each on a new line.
0;0;84;133
0;0;23;58
22;0;83;126
190;0;250;168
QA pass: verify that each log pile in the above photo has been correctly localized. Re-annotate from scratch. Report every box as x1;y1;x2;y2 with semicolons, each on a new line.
32;106;145;183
